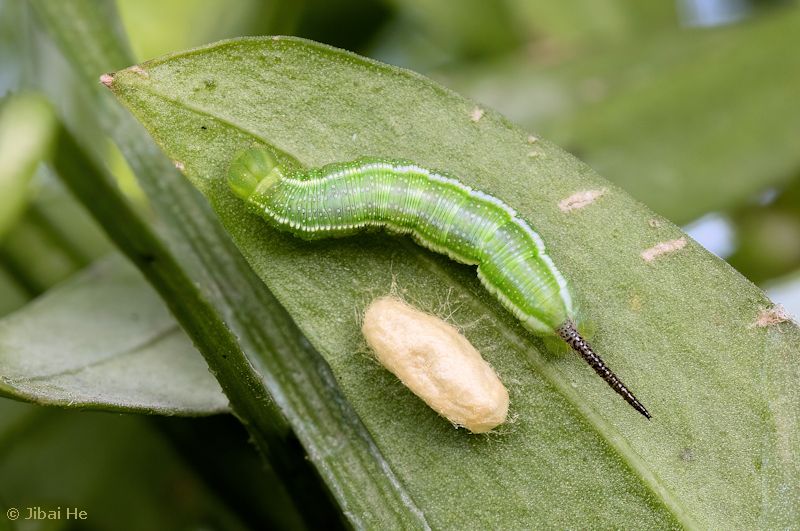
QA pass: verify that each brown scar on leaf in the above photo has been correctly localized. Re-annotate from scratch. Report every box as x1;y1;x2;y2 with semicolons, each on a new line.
558;189;606;212
470;107;485;122
129;65;149;79
649;219;661;228
100;73;114;88
753;304;795;327
641;237;687;261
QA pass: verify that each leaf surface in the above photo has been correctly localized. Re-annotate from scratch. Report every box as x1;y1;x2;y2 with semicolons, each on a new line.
106;37;799;529
0;254;228;415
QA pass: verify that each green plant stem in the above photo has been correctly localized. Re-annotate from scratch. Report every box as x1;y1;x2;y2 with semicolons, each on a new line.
30;2;432;528
50;123;346;530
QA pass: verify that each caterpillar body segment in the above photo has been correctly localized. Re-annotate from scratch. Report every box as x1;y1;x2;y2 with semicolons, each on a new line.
228;146;650;419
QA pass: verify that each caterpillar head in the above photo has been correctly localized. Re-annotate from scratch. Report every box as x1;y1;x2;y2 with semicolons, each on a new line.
227;146;282;200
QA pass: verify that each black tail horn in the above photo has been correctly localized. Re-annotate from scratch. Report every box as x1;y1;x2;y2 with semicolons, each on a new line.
556;321;651;419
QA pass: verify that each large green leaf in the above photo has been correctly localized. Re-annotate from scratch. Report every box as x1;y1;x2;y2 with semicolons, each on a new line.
0;254;227;414
105;37;799;529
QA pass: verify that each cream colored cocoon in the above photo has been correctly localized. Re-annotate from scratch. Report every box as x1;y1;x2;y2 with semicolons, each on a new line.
362;297;509;433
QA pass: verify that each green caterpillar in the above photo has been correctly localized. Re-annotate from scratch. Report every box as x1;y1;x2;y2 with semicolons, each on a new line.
228;146;650;419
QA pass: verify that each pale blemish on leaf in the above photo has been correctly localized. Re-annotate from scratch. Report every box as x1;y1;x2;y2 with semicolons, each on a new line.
641;237;687;262
527;136;538;144
100;73;114;88
129;65;149;79
558;189;606;212
470;107;485;122
628;293;644;313
174;161;185;171
753;304;795;327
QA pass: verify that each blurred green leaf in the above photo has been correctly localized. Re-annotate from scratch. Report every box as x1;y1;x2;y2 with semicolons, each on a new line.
382;0;521;60
0;401;250;531
728;171;800;284
0;265;28;318
117;0;393;64
0;179;114;315
0;254;228;414
0;93;56;240
105;36;799;529
1;201;92;297
503;0;678;49
443;5;800;224
117;0;254;62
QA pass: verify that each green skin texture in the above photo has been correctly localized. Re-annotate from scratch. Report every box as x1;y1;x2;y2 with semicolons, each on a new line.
228;146;651;419
228;146;573;335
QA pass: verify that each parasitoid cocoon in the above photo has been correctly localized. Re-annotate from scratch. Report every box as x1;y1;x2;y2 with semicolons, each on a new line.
362;297;508;433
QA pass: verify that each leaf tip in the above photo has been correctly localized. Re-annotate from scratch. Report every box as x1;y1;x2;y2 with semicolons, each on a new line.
100;73;115;89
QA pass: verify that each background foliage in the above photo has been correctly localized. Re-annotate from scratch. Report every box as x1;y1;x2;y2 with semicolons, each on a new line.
0;0;798;529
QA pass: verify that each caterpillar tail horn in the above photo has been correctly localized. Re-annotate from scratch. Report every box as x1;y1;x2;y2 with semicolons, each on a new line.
555;321;651;419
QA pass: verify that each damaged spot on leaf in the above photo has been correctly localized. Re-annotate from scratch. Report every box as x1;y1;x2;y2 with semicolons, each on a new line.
558;190;606;212
754;304;794;327
641;237;687;262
